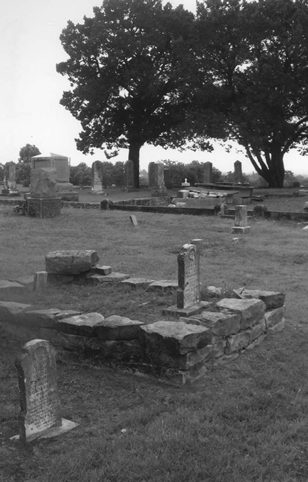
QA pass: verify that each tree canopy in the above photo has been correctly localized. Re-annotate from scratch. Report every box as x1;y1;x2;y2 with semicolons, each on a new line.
57;0;308;188
57;0;196;187
195;0;308;187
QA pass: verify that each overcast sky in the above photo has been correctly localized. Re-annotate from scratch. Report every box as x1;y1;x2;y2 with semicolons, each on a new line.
1;0;306;174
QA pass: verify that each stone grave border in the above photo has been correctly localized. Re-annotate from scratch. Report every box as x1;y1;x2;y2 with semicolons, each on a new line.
0;267;286;386
1;197;308;221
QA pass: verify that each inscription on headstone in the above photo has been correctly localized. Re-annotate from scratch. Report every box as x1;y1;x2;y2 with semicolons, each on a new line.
177;244;200;309
14;339;78;442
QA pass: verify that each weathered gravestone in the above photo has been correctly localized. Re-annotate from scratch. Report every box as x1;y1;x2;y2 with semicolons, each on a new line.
14;339;78;442
163;243;208;317
232;205;250;233
26;168;61;218
234;160;243;184
148;162;167;196
125;160;134;190
203;162;213;184
92;161;104;193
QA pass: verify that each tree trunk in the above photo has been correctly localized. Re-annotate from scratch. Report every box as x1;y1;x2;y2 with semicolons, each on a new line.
245;144;285;188
262;147;285;188
128;144;141;189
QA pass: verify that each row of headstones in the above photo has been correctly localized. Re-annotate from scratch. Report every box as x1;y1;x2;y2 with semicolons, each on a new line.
92;160;246;193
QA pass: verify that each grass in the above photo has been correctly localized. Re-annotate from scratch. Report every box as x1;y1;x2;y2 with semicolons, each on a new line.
0;205;307;481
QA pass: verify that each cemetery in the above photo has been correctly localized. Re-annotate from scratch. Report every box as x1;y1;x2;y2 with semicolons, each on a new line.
0;204;307;481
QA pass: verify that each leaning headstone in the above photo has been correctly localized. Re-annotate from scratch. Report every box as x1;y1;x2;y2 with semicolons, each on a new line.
125;160;134;190
232;205;250;233
163;243;207;317
148;162;167;196
203;162;213;184
14;339;78;442
129;215;138;226
92;161;104;193
234;161;243;184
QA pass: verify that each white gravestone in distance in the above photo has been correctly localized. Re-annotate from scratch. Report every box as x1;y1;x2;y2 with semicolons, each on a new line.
14;339;78;442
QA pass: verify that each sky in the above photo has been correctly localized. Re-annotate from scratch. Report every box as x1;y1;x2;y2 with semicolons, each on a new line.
1;0;307;174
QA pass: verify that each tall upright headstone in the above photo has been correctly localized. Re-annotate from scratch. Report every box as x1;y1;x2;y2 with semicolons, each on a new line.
203;162;213;184
92;161;104;193
232;205;250;233
148;162;167;196
234;161;243;184
14;339;78;442
177;244;200;309
125;160;134;190
163;243;208;317
31;153;76;199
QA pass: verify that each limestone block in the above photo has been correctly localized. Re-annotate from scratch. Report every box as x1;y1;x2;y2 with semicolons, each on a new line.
225;330;251;354
264;306;285;329
249;318;266;342
56;312;105;336
159;361;208;386
148;280;178;292
216;298;266;329
268;319;285;332
86;272;130;283
97;315;144;340
145;344;213;370
45;250;99;275
233;288;285;309
193;310;241;336
212;336;226;358
140;320;212;356
94;265;112;275
85;339;143;362
19;308;78;329
0;301;32;323
121;277;154;288
0;280;25;296
30;168;57;198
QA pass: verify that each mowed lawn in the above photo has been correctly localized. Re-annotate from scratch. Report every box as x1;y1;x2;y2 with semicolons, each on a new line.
0;206;307;481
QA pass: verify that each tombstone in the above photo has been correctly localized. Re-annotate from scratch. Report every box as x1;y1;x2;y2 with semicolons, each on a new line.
26;168;61;218
181;178;190;187
125;160;134;190
4;162;17;190
148;162;167;196
14;339;78;442
129;214;138;226
234;161;243;184
163;243;208;317
31;152;76;199
232;205;250;233
92;161;104;193
203;162;213;184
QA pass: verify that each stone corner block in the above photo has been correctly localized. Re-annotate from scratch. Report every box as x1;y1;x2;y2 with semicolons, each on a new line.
56;312;105;336
216;298;266;329
97;315;144;340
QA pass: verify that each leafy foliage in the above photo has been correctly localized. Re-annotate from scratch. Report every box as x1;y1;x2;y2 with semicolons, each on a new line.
195;0;308;187
57;0;196;187
16;144;41;186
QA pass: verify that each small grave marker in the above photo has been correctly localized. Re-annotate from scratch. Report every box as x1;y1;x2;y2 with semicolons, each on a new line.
232;205;250;233
14;339;78;442
129;215;138;226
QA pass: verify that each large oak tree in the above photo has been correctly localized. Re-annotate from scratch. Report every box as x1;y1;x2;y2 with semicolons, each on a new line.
57;0;195;188
196;0;308;187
